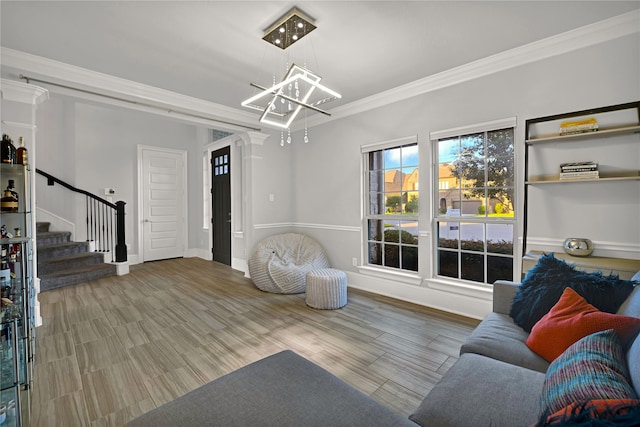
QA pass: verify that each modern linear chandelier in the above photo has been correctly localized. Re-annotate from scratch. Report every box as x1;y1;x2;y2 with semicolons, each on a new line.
241;7;341;139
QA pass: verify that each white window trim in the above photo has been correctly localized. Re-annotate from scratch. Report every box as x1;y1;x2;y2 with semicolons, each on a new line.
361;134;418;153
429;117;516;141
431;117;517;285
356;265;423;286
361;134;420;276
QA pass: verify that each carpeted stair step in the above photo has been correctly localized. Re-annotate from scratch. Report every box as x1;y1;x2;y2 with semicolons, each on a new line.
35;222;119;291
36;222;51;234
37;231;72;248
37;241;90;260
38;252;105;275
39;263;118;291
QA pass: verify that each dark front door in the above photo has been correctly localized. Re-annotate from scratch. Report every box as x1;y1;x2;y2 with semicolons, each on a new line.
212;146;231;265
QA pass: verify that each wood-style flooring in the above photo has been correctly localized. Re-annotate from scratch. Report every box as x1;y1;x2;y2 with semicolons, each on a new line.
31;257;479;426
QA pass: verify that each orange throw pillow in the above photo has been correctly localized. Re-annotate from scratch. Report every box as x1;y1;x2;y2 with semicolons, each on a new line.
526;287;640;362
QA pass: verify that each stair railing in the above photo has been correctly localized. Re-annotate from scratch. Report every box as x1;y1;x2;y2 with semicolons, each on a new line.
35;169;127;263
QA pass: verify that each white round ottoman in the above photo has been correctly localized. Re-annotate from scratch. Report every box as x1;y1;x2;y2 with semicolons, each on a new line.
305;268;348;309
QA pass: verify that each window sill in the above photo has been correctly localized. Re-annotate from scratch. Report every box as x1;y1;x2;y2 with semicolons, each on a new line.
425;278;493;300
356;265;423;286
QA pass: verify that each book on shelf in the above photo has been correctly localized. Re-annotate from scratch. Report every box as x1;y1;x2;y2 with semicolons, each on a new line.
560;161;598;173
559;170;599;180
559;117;598;135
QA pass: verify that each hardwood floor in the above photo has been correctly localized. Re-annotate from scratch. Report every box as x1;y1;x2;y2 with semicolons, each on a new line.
31;257;479;426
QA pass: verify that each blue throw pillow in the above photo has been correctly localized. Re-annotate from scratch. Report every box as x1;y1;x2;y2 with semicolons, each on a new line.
510;253;636;332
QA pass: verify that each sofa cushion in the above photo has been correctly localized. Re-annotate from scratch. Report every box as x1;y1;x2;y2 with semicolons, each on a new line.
526;287;640;362
618;285;640;318
627;321;640;395
540;330;638;416
460;312;549;372
492;280;520;314
617;285;640;394
410;353;545;427
127;350;415;427
510;253;636;332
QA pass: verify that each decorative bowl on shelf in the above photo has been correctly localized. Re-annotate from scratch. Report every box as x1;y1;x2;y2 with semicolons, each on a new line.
563;238;594;257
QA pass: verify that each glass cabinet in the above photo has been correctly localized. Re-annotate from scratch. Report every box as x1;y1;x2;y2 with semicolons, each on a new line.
1;164;34;427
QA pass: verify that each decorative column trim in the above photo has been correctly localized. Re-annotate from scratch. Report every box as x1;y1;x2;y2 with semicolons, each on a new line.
1;78;49;104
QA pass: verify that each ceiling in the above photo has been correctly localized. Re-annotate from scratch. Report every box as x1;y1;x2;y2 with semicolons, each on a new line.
1;1;639;126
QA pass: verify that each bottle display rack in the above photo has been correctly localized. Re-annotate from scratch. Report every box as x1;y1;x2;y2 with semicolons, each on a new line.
1;163;34;427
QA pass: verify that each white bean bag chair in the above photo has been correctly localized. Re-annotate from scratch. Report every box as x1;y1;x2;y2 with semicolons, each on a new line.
248;233;330;294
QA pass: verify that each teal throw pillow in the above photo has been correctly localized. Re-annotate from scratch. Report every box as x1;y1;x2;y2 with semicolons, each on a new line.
510;253;636;332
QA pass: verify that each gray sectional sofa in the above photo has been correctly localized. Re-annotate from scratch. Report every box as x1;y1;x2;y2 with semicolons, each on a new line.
129;271;640;427
127;348;415;427
410;278;640;427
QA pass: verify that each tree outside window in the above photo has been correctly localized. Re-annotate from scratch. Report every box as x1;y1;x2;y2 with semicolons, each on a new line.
435;127;515;284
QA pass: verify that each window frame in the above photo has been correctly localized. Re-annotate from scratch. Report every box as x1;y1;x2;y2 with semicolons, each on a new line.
362;135;420;274
431;118;517;286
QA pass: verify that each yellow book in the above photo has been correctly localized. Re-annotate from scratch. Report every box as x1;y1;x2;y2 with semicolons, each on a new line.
560;117;598;128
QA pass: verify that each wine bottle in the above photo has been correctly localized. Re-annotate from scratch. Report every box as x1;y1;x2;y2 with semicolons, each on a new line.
16;137;28;166
0;180;19;212
1;134;16;164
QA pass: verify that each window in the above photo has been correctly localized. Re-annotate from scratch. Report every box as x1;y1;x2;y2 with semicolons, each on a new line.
432;120;515;284
363;137;419;272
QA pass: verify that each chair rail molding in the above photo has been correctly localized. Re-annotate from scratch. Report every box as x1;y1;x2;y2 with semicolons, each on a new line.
253;222;360;233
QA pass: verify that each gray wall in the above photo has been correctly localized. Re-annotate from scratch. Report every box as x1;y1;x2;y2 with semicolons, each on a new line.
282;33;639;317
36;98;200;257
30;31;639;318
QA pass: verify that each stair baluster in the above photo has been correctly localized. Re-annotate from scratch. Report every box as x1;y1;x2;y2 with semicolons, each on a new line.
36;169;126;263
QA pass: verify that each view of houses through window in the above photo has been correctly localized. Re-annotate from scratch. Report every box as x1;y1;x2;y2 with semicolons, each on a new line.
364;140;419;272
363;124;515;285
434;126;515;284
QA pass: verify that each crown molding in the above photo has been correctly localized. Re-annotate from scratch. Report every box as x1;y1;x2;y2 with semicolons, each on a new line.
0;47;258;129
299;9;640;130
1;9;638;131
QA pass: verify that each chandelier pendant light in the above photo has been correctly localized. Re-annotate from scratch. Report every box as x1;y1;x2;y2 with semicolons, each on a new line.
241;7;341;131
242;63;341;129
262;7;316;50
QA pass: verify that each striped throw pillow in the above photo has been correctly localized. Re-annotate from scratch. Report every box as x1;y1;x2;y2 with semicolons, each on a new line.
540;329;638;416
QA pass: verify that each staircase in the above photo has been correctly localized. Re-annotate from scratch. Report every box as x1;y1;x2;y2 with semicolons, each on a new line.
37;222;118;291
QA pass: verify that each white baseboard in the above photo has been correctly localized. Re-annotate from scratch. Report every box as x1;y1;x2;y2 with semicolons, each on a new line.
232;258;248;276
113;262;129;276
127;254;141;265
346;271;491;320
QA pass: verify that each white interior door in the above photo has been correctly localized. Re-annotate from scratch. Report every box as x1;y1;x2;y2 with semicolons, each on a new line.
141;146;186;262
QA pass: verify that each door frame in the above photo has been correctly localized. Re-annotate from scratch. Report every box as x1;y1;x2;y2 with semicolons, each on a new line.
137;144;188;263
205;136;240;268
211;145;232;265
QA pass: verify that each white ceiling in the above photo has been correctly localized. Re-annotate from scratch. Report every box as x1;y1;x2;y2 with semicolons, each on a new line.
2;1;639;122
